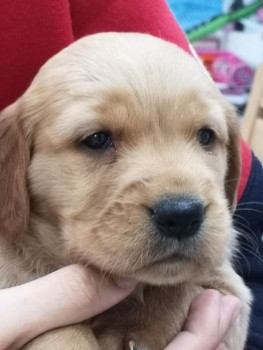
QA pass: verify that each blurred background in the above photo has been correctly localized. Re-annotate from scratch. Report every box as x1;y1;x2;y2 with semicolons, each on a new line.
168;0;263;161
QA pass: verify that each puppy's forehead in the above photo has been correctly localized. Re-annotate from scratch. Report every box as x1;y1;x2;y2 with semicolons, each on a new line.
38;32;211;96
52;85;227;147
93;87;225;134
36;33;227;141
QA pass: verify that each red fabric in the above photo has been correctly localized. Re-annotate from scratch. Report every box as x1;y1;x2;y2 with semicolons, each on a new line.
0;0;190;111
0;0;73;111
69;0;191;52
237;140;252;202
0;0;251;201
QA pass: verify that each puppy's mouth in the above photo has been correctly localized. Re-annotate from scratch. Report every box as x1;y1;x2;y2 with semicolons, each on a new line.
148;251;187;266
127;234;200;276
143;242;199;270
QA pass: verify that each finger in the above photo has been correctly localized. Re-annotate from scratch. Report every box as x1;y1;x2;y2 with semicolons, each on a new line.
184;289;222;336
185;291;241;342
164;290;240;350
31;265;136;322
164;290;221;350
218;295;241;340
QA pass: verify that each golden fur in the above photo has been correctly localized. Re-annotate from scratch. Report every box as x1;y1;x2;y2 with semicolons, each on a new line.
0;33;251;349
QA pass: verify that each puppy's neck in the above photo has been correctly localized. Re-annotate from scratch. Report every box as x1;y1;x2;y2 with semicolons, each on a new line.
27;212;70;266
23;196;71;269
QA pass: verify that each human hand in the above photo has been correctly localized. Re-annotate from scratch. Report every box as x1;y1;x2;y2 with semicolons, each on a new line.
164;289;241;350
0;265;135;349
0;267;240;350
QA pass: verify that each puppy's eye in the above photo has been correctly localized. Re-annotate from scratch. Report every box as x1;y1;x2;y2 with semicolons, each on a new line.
82;132;113;150
197;129;214;147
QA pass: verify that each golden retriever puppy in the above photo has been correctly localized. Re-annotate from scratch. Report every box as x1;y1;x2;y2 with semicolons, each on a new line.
0;33;251;350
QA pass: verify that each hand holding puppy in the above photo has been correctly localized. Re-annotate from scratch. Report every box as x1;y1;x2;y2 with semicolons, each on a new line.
0;265;240;350
164;289;241;350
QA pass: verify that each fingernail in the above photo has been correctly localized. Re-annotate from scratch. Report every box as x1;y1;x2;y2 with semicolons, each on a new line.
129;340;135;350
114;278;136;289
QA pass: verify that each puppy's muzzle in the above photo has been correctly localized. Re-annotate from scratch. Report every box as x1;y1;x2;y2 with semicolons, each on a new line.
150;196;204;240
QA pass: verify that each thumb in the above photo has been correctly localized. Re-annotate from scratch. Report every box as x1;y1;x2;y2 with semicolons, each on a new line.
164;290;241;350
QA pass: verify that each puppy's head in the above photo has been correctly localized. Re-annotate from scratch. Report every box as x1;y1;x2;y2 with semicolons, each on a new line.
0;33;240;284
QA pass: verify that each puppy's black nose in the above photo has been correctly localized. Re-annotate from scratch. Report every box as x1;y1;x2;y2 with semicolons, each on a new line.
151;196;204;240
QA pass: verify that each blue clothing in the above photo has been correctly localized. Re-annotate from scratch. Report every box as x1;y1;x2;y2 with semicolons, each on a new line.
234;153;263;350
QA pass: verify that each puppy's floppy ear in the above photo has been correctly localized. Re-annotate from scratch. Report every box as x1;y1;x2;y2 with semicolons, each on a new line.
224;107;241;211
0;102;30;241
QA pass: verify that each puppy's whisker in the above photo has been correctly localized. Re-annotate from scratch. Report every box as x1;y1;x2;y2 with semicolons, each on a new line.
235;227;262;263
100;255;115;285
235;220;259;246
236;233;259;252
131;237;152;275
225;177;241;185
230;201;263;212
237;244;263;266
235;201;263;207
237;238;259;261
234;213;251;227
234;251;251;275
235;208;263;215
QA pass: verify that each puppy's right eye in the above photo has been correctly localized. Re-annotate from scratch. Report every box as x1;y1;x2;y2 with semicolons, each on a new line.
82;132;114;151
197;129;215;147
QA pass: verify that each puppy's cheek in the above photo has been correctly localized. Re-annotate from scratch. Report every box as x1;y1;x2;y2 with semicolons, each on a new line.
63;216;153;273
198;200;234;266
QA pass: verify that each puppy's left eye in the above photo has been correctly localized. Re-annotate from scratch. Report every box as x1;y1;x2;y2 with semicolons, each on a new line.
82;132;113;150
197;129;214;147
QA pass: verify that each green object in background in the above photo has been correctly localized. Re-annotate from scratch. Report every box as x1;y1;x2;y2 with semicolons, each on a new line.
188;0;263;42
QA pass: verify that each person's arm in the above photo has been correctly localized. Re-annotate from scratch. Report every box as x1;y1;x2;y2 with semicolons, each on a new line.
0;265;240;350
0;265;135;350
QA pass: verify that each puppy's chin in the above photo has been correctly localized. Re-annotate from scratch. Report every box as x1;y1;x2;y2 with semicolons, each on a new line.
79;244;220;286
120;257;208;286
129;245;229;286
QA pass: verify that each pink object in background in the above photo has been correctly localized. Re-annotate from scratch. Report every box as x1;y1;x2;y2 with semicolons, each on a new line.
196;49;254;88
257;8;263;23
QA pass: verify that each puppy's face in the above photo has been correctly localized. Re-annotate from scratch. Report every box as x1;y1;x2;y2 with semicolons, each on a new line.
0;33;240;284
